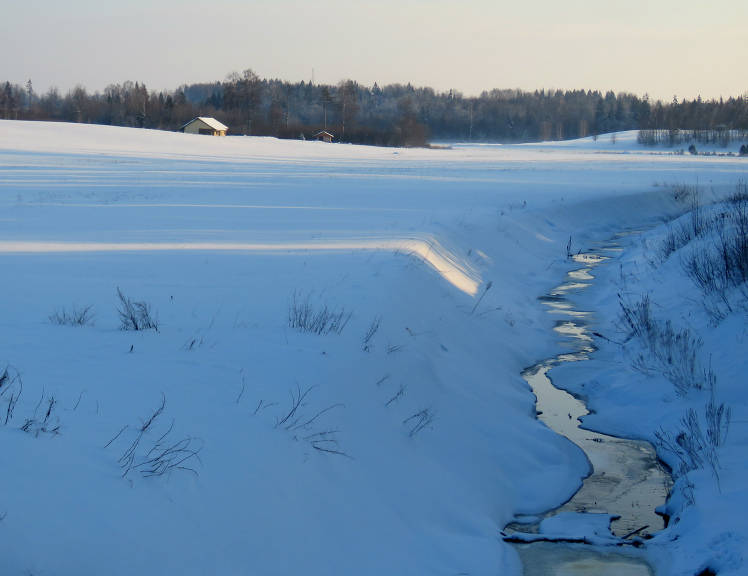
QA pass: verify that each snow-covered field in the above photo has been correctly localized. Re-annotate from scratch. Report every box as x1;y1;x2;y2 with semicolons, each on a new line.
0;121;745;575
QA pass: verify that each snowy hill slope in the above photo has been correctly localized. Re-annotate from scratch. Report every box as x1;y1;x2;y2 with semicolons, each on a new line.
0;122;745;575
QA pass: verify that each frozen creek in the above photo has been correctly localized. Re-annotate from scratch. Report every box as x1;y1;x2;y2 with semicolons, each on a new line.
505;237;672;575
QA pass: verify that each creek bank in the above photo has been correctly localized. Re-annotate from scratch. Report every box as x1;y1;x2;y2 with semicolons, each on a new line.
503;235;673;574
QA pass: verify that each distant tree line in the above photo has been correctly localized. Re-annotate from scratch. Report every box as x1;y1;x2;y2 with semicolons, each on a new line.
636;95;748;147
2;73;747;147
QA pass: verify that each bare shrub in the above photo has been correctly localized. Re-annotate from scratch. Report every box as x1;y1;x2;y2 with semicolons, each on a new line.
135;432;204;477
656;392;731;493
302;429;350;457
49;304;96;326
181;326;217;351
404;405;436;436
619;295;706;395
683;244;729;295
679;182;748;318
705;369;732;450
21;391;60;437
386;342;405;354
385;382;407;406
672;183;697;204
364;314;382;344
374;373;391;386
655;409;707;477
275;383;341;432
657;190;711;262
687;195;711;237
720;182;748;283
658;220;695;261
682;244;734;321
272;383;349;457
618;294;656;342
705;396;732;450
287;289;352;335
106;394;203;477
0;365;23;424
117;287;159;331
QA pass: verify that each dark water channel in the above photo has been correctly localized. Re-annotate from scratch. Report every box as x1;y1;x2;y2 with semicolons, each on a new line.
505;238;672;575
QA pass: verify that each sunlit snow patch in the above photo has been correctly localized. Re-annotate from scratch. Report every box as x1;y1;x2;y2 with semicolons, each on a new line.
0;235;480;295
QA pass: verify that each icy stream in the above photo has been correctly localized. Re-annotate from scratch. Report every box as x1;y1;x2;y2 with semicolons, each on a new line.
505;239;671;575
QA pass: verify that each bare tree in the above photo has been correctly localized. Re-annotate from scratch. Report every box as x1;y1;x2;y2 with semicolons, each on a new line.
223;68;263;134
336;80;359;140
320;86;332;131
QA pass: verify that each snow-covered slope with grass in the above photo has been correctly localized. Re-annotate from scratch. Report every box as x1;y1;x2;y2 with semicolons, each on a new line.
551;184;748;575
0;121;745;575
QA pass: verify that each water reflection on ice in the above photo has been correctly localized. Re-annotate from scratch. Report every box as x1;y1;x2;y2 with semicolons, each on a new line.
506;240;670;575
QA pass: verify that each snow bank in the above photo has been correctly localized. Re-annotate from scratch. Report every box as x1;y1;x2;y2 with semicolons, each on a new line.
549;190;748;574
508;511;622;545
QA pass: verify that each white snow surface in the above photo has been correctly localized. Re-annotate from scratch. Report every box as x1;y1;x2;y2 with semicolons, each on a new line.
509;511;623;545
0;121;745;575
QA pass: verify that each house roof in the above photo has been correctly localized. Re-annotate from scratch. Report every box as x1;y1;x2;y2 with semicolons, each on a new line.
181;117;229;131
314;131;334;138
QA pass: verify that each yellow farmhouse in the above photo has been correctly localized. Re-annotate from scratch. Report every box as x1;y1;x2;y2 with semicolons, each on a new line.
180;117;228;136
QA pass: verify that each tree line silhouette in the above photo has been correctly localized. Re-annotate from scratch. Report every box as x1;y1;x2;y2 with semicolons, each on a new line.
2;71;747;147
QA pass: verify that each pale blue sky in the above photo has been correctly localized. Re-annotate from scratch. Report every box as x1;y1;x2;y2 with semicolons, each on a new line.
3;0;745;101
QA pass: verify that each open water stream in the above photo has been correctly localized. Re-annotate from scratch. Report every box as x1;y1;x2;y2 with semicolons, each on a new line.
505;237;672;575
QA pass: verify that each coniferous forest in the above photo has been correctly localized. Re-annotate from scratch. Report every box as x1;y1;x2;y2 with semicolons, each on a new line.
2;70;747;147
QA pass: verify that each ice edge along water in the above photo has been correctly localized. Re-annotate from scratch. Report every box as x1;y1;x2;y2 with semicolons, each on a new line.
506;239;671;575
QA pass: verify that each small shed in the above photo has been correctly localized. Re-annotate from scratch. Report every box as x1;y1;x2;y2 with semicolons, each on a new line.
180;117;228;136
313;131;334;143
